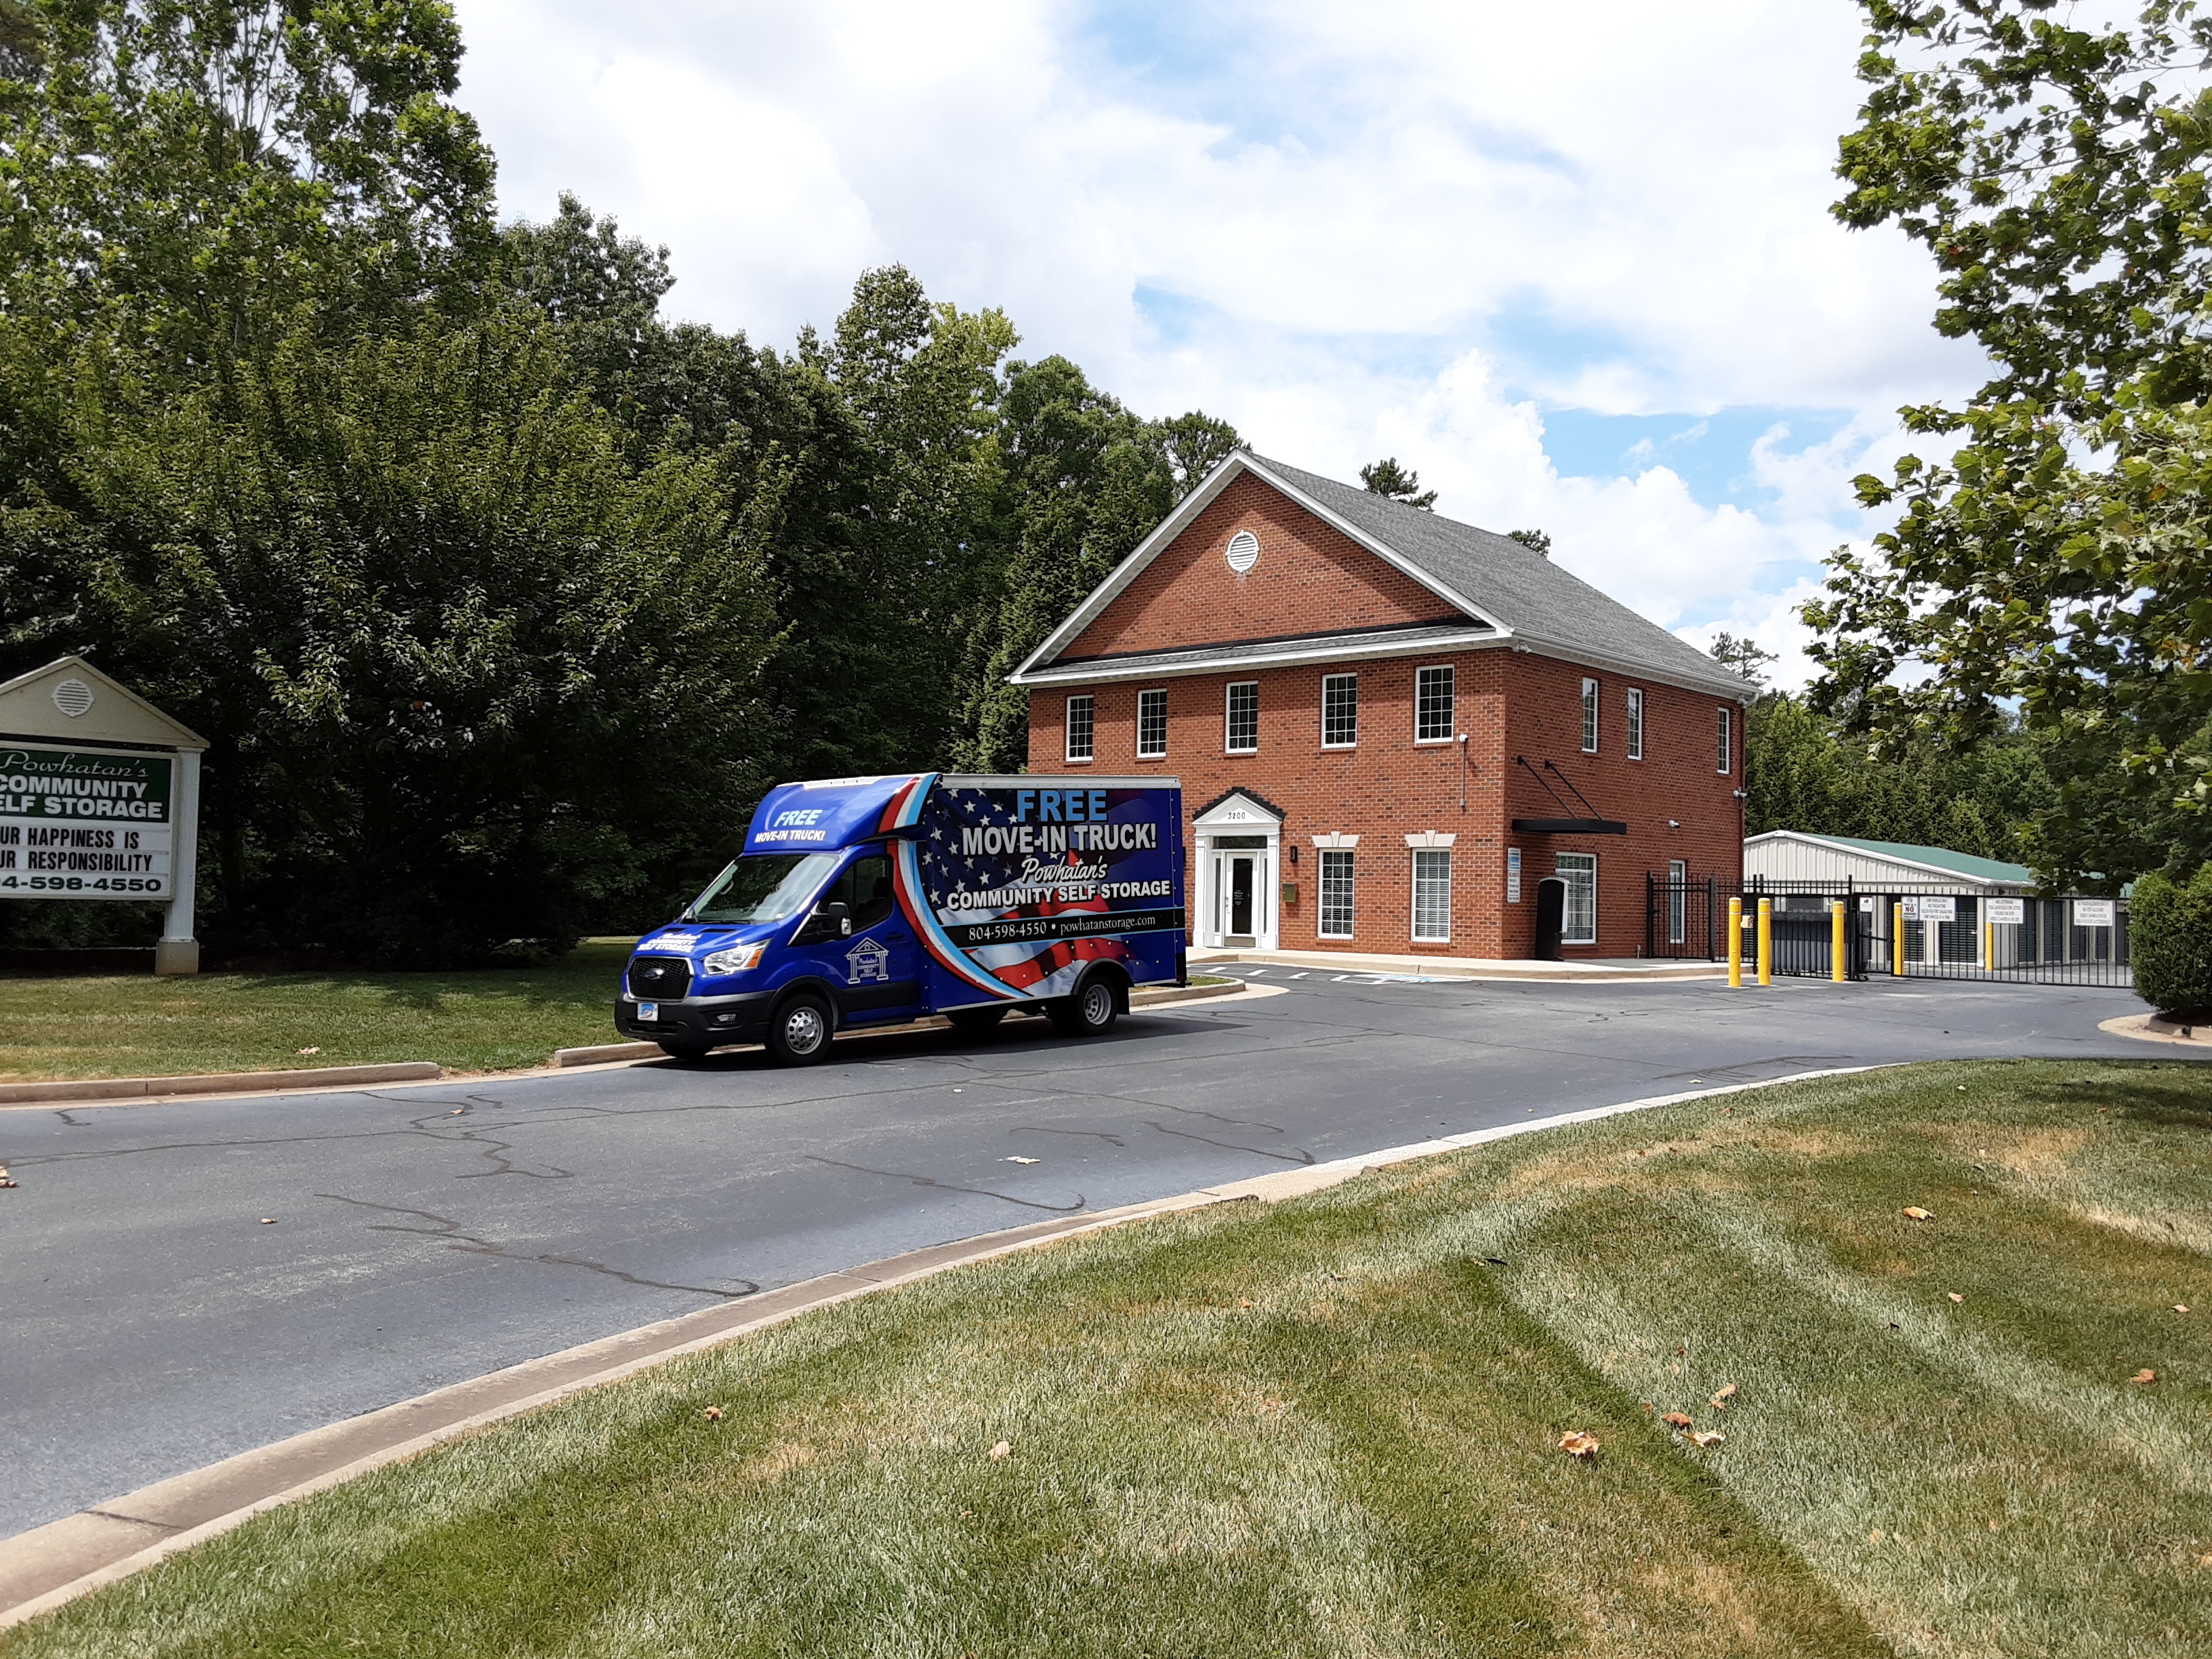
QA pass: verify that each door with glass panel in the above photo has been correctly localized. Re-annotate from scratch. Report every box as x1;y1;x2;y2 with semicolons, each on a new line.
1212;834;1267;942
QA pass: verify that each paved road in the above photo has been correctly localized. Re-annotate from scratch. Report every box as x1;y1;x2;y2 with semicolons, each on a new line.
0;970;2167;1537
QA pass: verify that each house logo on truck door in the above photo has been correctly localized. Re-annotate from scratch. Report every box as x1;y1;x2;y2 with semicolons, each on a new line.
845;937;892;984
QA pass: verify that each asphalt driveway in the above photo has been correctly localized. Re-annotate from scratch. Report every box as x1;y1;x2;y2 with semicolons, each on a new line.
0;970;2165;1538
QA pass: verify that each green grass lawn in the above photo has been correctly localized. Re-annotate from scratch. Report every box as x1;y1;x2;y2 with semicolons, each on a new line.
9;1060;2211;1657
0;940;638;1080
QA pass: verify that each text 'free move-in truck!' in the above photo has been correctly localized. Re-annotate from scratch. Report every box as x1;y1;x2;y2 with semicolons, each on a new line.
614;772;1186;1064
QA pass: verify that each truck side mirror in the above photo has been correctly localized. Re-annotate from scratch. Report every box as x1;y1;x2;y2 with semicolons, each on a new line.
822;901;851;938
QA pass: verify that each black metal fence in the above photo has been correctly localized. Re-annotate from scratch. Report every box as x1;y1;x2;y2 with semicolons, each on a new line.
1643;875;2132;987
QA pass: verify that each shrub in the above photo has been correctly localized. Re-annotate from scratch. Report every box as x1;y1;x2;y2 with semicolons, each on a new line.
2129;866;2212;1014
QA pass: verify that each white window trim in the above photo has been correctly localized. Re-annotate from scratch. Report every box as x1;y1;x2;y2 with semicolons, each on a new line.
1225;680;1259;754
1064;694;1095;764
1556;851;1597;946
1626;687;1644;761
1717;705;1733;775
1667;857;1687;945
1580;677;1599;754
1320;672;1359;750
1317;847;1356;940
1410;848;1452;943
1135;687;1168;760
1413;663;1456;745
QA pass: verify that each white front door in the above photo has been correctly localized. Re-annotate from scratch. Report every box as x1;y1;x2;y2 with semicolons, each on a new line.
1204;836;1274;947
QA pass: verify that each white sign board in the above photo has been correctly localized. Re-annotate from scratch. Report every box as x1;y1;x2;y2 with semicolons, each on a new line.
1984;897;2026;926
1904;895;1957;923
1505;847;1522;904
2073;899;2116;928
0;744;173;900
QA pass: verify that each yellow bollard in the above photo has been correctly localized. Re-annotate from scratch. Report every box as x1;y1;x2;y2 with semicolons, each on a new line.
1982;918;1993;973
1831;899;1848;982
1727;896;1743;987
1757;896;1773;985
1893;902;1906;978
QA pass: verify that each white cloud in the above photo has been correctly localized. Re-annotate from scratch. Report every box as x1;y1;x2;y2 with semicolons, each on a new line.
447;0;1986;681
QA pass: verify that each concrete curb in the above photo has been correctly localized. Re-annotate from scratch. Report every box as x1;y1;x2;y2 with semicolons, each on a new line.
0;986;1252;1109
550;981;1247;1067
2097;1012;2212;1046
0;1058;1881;1629
0;1061;440;1106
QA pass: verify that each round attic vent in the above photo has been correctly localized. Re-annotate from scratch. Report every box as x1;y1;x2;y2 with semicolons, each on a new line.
51;678;95;718
1225;530;1260;573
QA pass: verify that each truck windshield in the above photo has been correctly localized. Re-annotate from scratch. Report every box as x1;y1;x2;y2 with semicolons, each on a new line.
688;853;841;924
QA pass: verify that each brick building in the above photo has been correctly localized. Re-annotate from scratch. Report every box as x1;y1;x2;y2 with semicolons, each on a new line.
1009;451;1750;959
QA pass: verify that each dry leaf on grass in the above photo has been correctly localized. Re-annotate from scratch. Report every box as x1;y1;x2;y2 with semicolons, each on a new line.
1557;1431;1600;1460
1237;1298;1254;1309
1948;1292;1965;1304
1688;1431;1725;1448
701;1406;724;1422
297;1046;321;1055
1902;1206;1933;1221
987;1441;1012;1461
2177;1305;2192;1315
1868;1528;1884;1544
1660;1412;1694;1429
1710;1383;1737;1408
2132;1369;2158;1385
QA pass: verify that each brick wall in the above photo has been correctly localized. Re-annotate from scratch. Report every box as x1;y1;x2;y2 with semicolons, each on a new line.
1061;472;1459;661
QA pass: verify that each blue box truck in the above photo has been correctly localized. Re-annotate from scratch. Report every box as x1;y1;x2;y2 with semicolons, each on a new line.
615;772;1186;1064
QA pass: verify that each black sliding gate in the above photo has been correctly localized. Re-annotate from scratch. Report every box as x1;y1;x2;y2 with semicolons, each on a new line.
1643;875;2131;987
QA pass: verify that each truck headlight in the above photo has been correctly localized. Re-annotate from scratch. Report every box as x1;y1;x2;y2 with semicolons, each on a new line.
703;943;764;975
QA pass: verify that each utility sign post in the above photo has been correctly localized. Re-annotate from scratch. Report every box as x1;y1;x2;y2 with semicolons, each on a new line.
0;657;207;974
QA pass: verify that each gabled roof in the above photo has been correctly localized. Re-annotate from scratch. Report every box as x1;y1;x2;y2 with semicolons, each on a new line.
1747;830;2032;886
1010;451;1755;700
0;655;208;750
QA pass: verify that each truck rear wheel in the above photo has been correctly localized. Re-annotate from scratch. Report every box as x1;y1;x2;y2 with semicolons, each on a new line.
1048;975;1120;1038
767;993;836;1065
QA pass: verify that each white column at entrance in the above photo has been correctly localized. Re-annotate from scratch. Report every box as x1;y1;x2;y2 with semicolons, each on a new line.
155;749;201;976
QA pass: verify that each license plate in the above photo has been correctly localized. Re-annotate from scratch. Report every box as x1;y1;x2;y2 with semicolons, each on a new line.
636;1002;659;1022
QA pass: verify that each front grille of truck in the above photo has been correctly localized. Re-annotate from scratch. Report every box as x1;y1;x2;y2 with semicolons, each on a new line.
627;955;693;1001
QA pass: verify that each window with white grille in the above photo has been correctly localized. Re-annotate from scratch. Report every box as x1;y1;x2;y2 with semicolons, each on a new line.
1322;674;1358;747
1717;706;1732;774
1226;682;1258;752
1065;695;1094;762
1580;678;1599;753
1416;665;1454;743
1412;850;1451;941
1626;687;1645;760
1136;689;1168;758
1319;849;1355;938
1668;857;1687;945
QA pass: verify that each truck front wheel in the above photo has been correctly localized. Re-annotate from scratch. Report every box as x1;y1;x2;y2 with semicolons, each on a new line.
767;993;836;1065
1048;975;1120;1038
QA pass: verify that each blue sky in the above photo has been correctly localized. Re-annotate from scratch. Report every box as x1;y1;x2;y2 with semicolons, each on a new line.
449;0;1986;680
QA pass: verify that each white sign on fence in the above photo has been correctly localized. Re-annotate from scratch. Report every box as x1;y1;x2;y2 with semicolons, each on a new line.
1908;895;1957;923
2073;898;2117;928
1984;897;2026;926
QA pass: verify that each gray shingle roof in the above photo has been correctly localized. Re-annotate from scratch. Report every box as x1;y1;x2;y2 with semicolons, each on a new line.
1248;454;1753;699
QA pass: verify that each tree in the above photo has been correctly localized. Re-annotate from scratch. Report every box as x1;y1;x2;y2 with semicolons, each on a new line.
1808;0;2212;887
1506;528;1552;558
0;0;497;380
1359;457;1437;509
1706;630;1777;687
1;315;781;964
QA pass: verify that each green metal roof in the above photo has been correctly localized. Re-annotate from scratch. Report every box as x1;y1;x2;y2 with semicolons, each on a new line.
1784;834;2032;885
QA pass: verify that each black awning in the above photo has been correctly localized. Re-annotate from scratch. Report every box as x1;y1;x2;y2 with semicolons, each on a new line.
1511;817;1628;836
